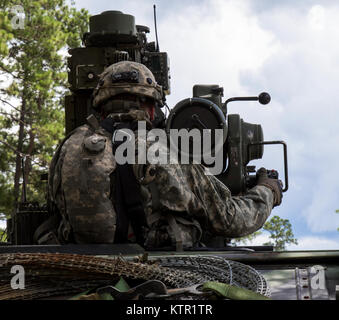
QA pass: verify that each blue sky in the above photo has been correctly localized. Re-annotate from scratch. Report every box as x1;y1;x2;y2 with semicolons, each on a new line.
2;0;338;250
72;0;339;250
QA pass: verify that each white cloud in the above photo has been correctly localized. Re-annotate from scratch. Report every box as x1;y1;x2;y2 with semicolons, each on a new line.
160;0;279;105
0;220;6;230
287;236;339;251
236;233;339;251
236;233;271;246
308;5;325;31
241;4;339;232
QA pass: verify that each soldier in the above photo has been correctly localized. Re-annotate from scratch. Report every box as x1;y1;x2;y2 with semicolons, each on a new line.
42;61;282;250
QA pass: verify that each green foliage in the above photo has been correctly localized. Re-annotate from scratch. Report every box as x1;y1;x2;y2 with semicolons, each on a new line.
0;213;7;242
0;229;6;242
232;215;298;251
336;209;339;231
0;1;89;217
232;231;262;246
262;216;298;251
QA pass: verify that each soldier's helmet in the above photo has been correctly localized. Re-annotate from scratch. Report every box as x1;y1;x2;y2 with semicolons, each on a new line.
92;61;163;109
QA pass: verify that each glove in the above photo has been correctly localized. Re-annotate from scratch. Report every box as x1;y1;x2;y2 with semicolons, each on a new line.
256;167;283;207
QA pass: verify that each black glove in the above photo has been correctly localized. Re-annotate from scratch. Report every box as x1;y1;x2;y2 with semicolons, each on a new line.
256;167;283;207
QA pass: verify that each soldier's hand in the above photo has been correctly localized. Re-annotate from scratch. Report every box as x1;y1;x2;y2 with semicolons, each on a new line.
256;167;283;207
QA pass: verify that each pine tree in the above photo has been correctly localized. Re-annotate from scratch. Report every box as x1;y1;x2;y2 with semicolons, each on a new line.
0;0;89;217
232;215;298;251
262;216;298;251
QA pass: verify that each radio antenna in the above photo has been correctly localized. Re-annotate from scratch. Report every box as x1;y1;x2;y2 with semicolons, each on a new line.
153;4;160;52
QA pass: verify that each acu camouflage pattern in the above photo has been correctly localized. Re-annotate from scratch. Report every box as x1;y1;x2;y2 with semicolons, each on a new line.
144;165;274;246
48;125;117;243
48;110;274;247
134;133;274;248
92;61;163;109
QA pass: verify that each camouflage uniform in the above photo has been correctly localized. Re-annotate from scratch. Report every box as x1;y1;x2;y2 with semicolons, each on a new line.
141;163;274;249
48;124;116;244
46;61;275;248
48;115;274;247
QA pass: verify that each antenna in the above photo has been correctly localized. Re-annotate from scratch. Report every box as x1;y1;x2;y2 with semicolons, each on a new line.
153;4;160;52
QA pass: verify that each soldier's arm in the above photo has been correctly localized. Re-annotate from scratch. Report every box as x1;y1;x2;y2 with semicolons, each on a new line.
150;164;275;239
189;166;275;238
220;185;274;237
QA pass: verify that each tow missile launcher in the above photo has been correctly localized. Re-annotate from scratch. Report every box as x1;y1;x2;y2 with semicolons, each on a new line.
166;85;288;195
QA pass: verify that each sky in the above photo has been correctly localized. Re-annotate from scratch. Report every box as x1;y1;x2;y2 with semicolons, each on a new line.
2;0;339;250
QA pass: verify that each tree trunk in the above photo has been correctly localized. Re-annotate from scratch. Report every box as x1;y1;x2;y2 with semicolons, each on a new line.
22;123;36;201
13;94;26;207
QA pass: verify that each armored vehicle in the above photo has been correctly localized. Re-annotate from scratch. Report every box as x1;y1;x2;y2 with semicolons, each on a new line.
0;10;338;301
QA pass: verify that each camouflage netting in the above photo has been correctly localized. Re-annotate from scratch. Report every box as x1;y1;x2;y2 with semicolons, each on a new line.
0;253;270;299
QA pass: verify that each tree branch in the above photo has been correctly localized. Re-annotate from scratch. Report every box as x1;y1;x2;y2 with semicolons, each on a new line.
0;139;26;157
0;139;46;168
0;97;21;113
0;64;22;80
0;110;29;126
